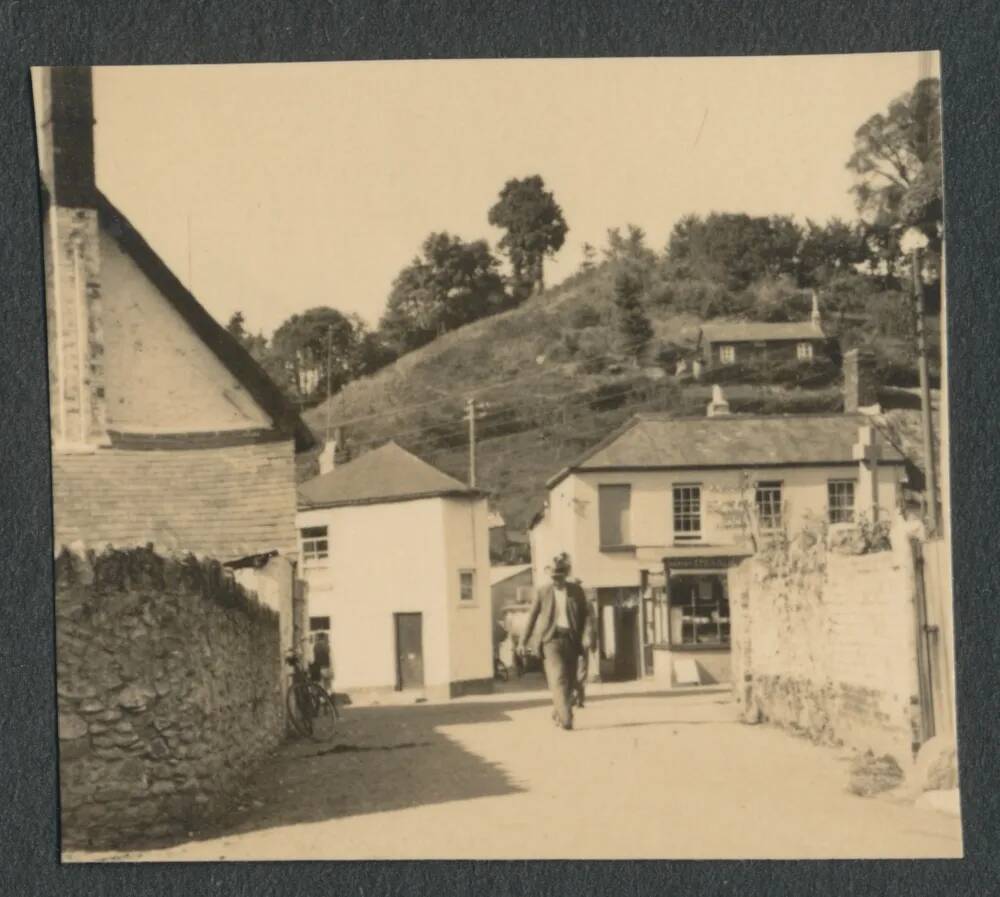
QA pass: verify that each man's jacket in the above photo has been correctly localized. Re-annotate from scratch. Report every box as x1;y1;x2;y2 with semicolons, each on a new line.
523;581;594;656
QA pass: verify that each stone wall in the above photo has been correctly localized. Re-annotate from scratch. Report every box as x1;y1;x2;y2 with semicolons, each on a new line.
730;516;922;764
55;547;285;850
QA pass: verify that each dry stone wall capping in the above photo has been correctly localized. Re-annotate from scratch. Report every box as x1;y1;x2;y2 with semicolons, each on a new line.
730;514;922;766
54;545;284;850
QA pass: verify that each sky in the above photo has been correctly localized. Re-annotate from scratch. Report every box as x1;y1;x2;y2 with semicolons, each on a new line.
88;53;938;337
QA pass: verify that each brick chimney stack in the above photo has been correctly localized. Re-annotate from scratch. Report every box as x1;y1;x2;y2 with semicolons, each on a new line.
843;348;879;413
34;66;108;449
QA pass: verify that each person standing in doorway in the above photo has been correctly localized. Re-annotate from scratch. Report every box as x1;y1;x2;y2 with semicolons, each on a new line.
521;553;593;730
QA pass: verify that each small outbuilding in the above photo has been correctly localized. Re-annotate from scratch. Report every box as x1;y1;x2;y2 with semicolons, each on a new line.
297;442;494;701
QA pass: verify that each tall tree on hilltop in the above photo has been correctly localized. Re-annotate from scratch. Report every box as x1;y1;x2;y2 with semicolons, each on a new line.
378;232;508;355
613;269;653;360
488;175;568;298
846;77;943;280
664;213;802;290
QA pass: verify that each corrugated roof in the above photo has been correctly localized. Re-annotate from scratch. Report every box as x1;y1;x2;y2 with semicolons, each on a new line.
547;412;905;486
700;321;826;343
298;441;480;509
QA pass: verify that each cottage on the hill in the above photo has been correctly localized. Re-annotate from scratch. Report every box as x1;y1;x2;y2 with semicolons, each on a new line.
296;441;494;701
698;293;837;369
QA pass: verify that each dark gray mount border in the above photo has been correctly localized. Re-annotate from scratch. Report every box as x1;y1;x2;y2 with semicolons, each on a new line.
2;2;997;896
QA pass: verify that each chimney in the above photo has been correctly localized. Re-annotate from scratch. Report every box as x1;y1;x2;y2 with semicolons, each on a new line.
34;66;107;449
811;291;822;330
707;384;730;417
843;348;879;413
318;427;349;475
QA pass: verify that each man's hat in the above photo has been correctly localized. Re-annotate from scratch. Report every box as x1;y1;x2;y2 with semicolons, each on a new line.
551;552;571;576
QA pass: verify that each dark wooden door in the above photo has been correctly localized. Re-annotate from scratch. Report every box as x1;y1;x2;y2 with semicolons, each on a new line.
615;607;639;680
395;613;424;690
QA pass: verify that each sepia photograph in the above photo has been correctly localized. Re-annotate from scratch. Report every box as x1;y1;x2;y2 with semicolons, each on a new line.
34;52;960;861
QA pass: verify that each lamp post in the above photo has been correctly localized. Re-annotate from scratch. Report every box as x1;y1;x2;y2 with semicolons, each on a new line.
900;227;938;536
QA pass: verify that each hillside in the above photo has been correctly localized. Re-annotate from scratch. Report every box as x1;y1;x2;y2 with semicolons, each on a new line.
296;263;893;531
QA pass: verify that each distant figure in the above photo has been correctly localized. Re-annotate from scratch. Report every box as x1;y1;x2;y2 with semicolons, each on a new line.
310;632;332;691
521;553;593;730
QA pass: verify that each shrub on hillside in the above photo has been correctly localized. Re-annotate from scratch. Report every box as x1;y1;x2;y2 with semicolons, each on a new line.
869;291;915;340
745;277;812;323
569;303;603;329
766;357;840;389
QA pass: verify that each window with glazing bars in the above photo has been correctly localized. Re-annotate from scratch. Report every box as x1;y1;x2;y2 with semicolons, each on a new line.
755;481;783;530
300;525;329;561
672;485;701;540
827;480;856;523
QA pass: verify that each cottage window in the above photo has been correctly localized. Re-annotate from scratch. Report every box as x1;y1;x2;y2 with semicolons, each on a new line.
797;341;814;361
828;480;856;524
459;570;476;602
599;484;632;549
309;616;330;632
672;484;702;541
719;345;736;365
300;525;329;562
755;481;783;531
669;575;730;646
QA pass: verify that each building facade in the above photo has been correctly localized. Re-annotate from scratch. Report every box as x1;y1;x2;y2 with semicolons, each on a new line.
530;398;907;687
296;442;494;701
35;66;313;673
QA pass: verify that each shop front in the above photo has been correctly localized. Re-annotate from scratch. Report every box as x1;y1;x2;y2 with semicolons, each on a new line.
639;546;752;687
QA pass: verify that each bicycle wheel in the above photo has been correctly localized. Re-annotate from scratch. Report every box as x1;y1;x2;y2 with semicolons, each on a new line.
286;683;313;738
305;683;338;741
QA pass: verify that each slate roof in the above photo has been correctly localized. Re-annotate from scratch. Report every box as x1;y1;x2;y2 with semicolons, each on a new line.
700;321;826;344
298;441;481;509
547;412;906;487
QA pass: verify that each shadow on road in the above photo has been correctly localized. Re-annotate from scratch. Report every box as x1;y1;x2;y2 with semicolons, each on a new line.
125;686;733;852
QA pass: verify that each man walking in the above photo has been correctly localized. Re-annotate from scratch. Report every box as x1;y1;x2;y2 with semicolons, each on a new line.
521;553;593;730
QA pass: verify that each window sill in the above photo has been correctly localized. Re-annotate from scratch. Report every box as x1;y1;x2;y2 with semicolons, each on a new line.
458;602;480;609
599;544;636;554
654;643;731;653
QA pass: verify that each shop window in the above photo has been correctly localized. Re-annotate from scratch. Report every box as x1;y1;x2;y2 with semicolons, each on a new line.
669;575;730;646
599;484;632;548
672;484;701;541
755;481;783;531
828;479;856;524
300;525;329;563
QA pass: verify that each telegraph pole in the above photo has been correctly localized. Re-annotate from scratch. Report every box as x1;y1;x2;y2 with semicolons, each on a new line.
903;229;938;536
465;397;477;488
324;324;334;444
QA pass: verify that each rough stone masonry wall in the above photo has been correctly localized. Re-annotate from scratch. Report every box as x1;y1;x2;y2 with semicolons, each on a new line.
55;547;284;850
730;518;920;764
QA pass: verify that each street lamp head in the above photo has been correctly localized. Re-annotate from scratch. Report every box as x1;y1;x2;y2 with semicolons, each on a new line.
900;228;930;254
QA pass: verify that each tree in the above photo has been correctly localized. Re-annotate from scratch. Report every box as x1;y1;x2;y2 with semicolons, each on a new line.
378;232;508;355
613;269;653;359
797;218;870;286
579;242;597;273
664;213;802;290
846;77;943;276
488;175;568;297
271;307;376;403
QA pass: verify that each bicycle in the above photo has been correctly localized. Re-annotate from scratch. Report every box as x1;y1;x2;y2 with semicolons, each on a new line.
285;641;338;741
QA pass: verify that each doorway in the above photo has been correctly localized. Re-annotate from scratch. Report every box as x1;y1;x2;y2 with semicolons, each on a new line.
394;612;425;690
615;606;639;680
